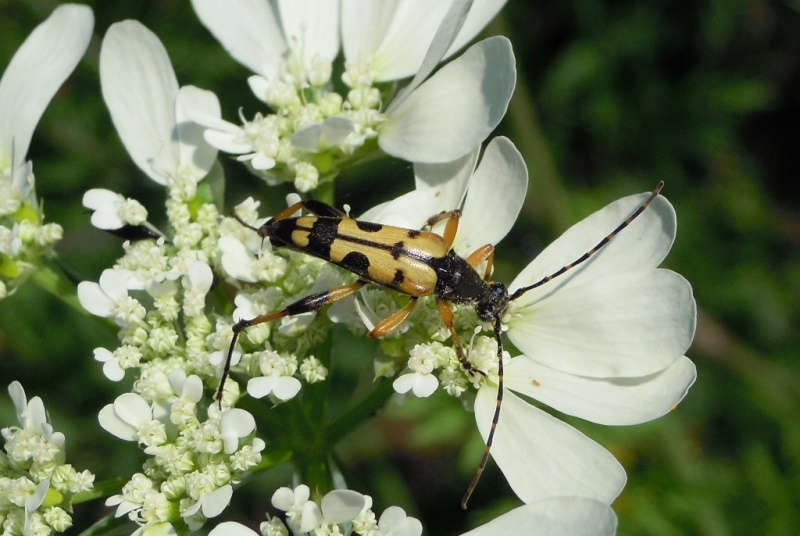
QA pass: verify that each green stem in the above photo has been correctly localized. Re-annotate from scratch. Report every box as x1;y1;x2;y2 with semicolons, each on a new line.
72;476;128;504
327;377;395;444
31;263;86;315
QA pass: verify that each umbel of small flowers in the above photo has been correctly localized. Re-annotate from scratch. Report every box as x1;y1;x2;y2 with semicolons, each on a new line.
189;0;514;192
206;484;618;536
0;4;93;300
1;382;95;535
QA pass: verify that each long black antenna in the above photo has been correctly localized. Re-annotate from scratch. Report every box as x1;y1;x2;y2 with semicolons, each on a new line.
510;181;664;301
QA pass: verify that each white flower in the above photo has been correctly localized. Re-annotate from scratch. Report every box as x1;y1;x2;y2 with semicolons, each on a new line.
377;506;423;536
77;268;146;325
219;409;257;455
271;484;321;533
247;351;302;402
82;188;149;230
98;392;168;447
0;4;93;193
462;496;617;536
507;193;696;378
190;0;514;188
182;484;233;521
94;347;126;382
467;192;696;504
99;20;220;191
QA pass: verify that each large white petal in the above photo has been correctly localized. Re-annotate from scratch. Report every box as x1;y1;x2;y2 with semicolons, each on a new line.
510;193;676;295
340;0;400;70
277;0;340;68
456;136;528;254
379;37;515;163
100;21;179;185
474;388;626;504
0;4;93;167
462;497;617;536
175;86;220;180
446;0;508;60
191;0;286;78
342;0;506;82
508;269;696;377
505;355;697;425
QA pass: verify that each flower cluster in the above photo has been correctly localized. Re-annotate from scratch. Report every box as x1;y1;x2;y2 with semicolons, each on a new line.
100;372;264;530
1;383;95;535
209;484;618;536
190;0;513;192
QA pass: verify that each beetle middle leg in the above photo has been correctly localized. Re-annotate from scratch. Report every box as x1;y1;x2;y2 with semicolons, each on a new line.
367;297;420;338
465;244;495;281
217;280;367;402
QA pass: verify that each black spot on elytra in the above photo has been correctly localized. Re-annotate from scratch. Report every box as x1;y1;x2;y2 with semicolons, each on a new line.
392;269;405;286
308;218;339;258
356;220;382;232
340;251;370;276
408;229;421;238
390;241;405;260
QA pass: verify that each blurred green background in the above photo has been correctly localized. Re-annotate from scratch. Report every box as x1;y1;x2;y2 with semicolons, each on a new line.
1;1;798;534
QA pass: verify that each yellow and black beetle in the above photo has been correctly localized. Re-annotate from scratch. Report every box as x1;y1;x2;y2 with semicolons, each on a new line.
220;181;664;508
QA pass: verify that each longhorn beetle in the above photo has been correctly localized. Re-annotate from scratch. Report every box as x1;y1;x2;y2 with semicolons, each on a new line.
219;181;665;509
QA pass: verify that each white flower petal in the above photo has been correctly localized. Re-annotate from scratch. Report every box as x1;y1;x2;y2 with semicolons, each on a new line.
462;497;617;536
511;194;676;293
99;268;130;301
201;485;233;518
393;373;417;395
82;188;119;211
220;408;256;452
505;355;697;425
100;21;179;184
191;0;287;78
343;0;507;83
299;500;324;532
103;359;126;382
378;506;422;536
277;0;341;67
8;381;27;422
187;261;214;293
475;387;626;503
0;4;93;166
175;85;220;180
380;37;515;163
320;490;366;524
98;404;137;441
509;269;696;377
455;136;528;254
271;486;298;511
272;377;302;401
247;377;277;399
77;281;116;317
362;151;476;229
209;522;258;536
114;392;152;428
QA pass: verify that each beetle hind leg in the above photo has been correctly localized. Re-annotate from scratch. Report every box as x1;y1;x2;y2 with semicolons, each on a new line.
216;280;367;403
